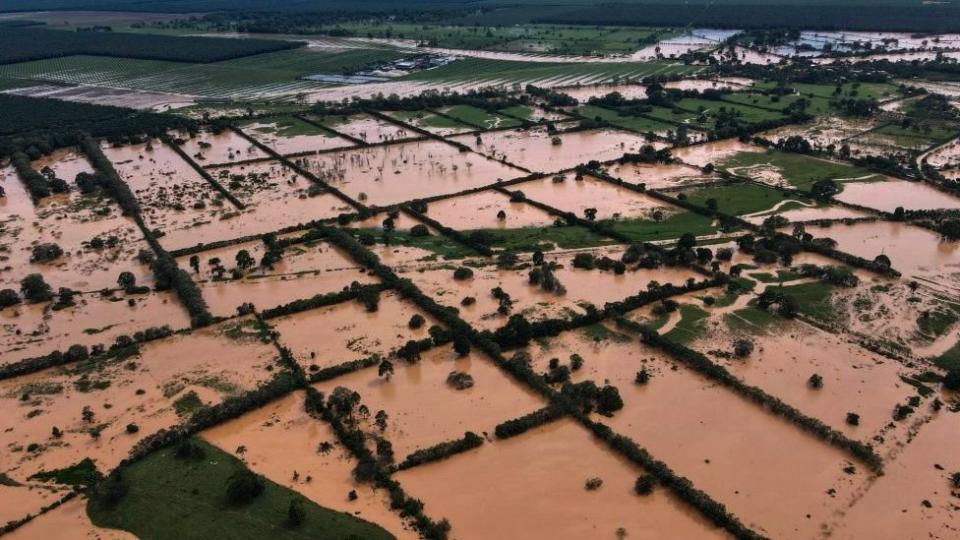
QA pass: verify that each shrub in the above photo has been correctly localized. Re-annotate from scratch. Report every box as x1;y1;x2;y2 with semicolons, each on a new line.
585;477;603;490
226;469;264;505
0;288;21;308
733;339;754;358
408;314;426;329
634;474;657;495
943;369;960;391
453;334;471;357
20;273;54;303
287;499;306;527
446;371;474;390
572;252;595;270
30;243;63;263
846;412;860;426
453;267;474;280
410;224;430;237
808;373;823;389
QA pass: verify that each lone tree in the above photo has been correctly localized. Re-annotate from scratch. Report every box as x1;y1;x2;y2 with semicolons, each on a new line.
30;243;64;263
189;255;200;274
733;339;754;358
0;289;21;308
235;249;255;270
21;274;54;303
117;271;137;292
378;359;394;381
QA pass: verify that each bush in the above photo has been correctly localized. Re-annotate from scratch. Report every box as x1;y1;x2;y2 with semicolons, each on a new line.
585;477;603;490
30;243;63;263
453;267;474;281
226;469;264;505
634;474;657;495
410;224;430;237
408;314;426;329
20;273;54;303
733;339;754;358
0;288;21;308
943;369;960;391
287;499;306;527
446;371;474;390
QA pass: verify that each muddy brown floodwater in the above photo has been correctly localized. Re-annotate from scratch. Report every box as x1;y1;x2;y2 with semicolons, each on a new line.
452;127;660;173
509;174;674;220
396;418;727;540
423;189;557;230
835;179;960;212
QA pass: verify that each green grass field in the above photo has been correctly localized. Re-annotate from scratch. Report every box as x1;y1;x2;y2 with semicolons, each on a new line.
0;48;406;99
577;104;678;134
675;98;785;124
469;224;614;253
608;211;717;242
719;149;883;190
87;438;396;540
439;105;523;129
777;282;841;324
664;304;710;344
684;183;794;215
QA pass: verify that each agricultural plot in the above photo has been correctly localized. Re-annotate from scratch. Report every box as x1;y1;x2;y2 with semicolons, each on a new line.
835;178;960;212
1;151;150;293
199;391;417;540
183;237;377;318
436;105;523;130
238;116;355;155
576;104;684;137
313;344;545;458
606;161;721;189
423;189;557;230
271;290;431;373
0;317;278;490
384;110;475;136
175;128;259;165
403;57;697;88
314;112;415;144
299;140;523;206
454;126;657;173
396;418;725;540
718;148;885;190
682;182;795;216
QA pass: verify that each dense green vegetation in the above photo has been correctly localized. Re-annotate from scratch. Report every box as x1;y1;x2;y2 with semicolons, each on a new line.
684;183;793;216
88;438;396;540
0;27;299;64
608;212;717;243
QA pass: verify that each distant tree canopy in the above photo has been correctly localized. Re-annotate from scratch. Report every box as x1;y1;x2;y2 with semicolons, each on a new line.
0;27;299;65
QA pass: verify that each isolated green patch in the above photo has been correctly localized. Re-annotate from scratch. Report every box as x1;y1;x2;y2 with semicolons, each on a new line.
87;439;395;540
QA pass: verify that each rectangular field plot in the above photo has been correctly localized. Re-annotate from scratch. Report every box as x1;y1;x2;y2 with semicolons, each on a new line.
576;104;687;137
436;105;523;130
176;129;261;166
511;174;672;221
689;317;917;439
606;161;721;189
200;391;417;540
401;262;699;331
0;317;277;486
313;112;415;144
497;104;569;122
1;151;151;292
682;182;796;216
671;139;765;168
453;127;657;173
299;140;523;206
271;290;434;373
0;290;190;367
718;149;884;191
834;178;960;212
313;344;545;458
395;418;726;540
525;326;863;538
384;110;476;136
423;189;557;230
188;239;377;318
238;116;355;155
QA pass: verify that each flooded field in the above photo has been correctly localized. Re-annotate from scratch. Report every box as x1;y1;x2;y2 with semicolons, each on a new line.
271;290;430;372
300;140;523;206
423;189;556;230
239;116;355;155
835;179;960;212
313;344;545;458
453;127;658;173
200;391;418;540
396;418;726;540
176;129;258;165
0;318;276;503
671;139;765;167
315;112;414;143
606;161;720;189
510;174;672;220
